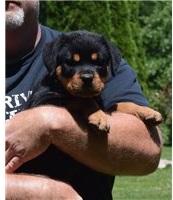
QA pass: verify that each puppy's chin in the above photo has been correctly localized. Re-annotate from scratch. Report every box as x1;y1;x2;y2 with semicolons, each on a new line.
65;78;105;98
66;87;103;98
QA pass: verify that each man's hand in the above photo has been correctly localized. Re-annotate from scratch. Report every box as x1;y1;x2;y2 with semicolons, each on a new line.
5;108;52;173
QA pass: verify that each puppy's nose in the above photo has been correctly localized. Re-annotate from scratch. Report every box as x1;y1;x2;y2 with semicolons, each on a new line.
80;70;94;84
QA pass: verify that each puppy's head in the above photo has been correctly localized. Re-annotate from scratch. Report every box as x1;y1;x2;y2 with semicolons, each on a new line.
43;31;121;97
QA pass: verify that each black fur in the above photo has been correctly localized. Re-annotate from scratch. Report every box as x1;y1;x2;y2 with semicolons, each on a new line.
27;31;121;108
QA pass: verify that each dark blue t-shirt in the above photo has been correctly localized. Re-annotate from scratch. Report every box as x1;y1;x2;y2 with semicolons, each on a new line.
6;25;147;200
6;25;60;119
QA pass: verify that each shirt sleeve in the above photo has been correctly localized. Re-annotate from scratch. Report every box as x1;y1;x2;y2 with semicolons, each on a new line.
99;59;148;110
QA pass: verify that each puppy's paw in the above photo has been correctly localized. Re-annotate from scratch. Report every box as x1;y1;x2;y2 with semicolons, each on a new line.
88;110;110;133
138;107;163;126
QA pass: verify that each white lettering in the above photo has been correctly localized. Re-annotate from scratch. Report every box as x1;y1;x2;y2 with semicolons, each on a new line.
6;110;18;119
6;90;33;119
12;94;22;108
5;96;13;108
28;90;33;97
20;92;28;102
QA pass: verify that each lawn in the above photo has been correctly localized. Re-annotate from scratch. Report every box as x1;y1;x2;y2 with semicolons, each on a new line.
112;146;172;200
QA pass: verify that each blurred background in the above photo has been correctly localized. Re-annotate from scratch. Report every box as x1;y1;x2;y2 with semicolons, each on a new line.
39;1;171;199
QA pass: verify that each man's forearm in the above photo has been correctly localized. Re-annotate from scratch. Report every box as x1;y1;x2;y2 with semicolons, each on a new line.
6;174;82;200
46;107;162;175
5;106;162;175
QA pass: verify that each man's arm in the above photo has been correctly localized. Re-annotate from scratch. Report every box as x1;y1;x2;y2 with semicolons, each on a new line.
48;106;162;175
6;174;82;200
6;106;162;175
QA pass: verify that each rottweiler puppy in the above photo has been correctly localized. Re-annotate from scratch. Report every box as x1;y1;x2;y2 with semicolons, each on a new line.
29;31;162;133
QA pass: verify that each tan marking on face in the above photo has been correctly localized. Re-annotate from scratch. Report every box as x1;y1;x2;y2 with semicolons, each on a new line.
91;53;98;61
73;53;80;62
56;65;62;79
62;73;83;96
92;73;105;93
55;68;105;97
55;66;82;93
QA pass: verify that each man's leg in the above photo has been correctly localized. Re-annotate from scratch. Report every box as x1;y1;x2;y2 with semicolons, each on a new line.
6;174;82;200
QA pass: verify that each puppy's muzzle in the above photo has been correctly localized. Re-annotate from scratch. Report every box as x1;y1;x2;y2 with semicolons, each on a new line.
80;70;94;85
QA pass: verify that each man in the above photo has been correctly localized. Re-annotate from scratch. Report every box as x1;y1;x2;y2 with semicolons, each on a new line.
6;1;162;199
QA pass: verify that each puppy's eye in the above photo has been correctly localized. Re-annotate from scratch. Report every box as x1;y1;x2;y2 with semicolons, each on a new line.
73;53;80;62
91;53;98;61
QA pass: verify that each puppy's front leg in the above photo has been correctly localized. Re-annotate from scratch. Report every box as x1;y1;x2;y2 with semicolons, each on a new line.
83;99;110;133
115;102;162;125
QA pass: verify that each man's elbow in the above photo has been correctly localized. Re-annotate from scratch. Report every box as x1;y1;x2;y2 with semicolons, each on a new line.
131;125;162;176
132;126;162;176
141;143;162;175
108;145;162;176
106;117;163;176
142;126;163;175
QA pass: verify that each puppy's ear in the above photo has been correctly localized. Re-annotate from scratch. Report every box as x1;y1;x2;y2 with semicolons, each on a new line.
107;42;121;76
43;34;65;75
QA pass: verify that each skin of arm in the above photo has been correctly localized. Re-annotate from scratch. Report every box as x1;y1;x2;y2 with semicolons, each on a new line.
6;105;162;175
6;174;82;200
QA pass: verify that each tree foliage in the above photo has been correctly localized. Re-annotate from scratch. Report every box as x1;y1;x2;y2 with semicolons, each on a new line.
139;1;171;145
39;1;171;145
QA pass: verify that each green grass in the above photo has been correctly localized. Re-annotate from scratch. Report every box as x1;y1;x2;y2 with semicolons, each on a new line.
112;146;172;200
161;146;172;160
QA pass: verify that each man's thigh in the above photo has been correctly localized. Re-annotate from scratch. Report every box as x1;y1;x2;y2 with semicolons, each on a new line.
6;173;82;200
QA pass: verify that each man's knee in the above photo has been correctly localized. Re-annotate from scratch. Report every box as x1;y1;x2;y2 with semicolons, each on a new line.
47;179;83;200
6;174;83;200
